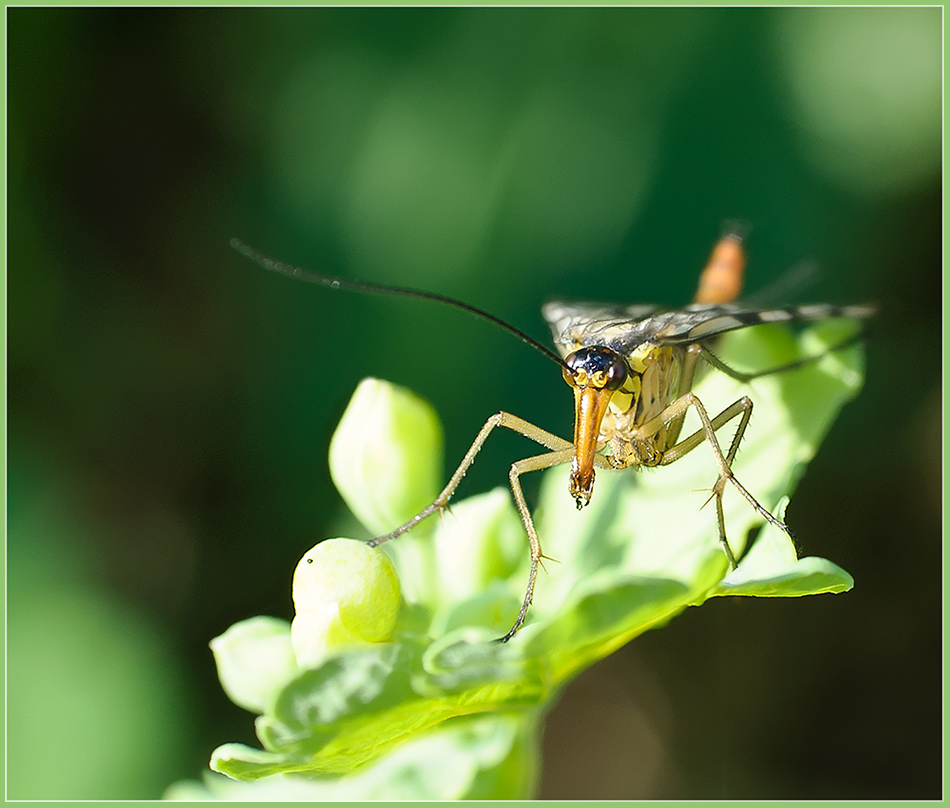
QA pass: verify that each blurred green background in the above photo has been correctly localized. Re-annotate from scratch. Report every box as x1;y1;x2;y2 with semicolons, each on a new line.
7;6;941;800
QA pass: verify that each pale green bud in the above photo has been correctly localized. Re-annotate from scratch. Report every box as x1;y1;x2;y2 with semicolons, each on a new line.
291;538;401;667
210;616;300;713
329;378;442;536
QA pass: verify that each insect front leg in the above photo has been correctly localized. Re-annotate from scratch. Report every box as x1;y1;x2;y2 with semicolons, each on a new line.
367;412;581;640
368;412;573;548
652;392;797;567
499;447;577;642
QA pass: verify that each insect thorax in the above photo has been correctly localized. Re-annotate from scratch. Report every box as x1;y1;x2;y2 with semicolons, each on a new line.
599;342;685;468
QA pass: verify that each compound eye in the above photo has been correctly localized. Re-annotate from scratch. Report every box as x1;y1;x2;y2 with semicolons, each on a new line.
603;355;628;390
563;347;628;390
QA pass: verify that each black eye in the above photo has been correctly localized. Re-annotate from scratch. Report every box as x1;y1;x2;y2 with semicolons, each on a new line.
604;355;627;389
564;347;628;390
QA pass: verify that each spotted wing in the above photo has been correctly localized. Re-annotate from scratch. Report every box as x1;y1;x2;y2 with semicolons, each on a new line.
542;299;875;357
541;300;660;358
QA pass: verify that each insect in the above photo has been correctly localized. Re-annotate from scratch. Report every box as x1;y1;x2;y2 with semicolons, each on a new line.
232;232;874;642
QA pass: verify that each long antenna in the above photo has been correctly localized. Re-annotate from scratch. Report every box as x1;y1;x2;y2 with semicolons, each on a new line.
231;239;567;369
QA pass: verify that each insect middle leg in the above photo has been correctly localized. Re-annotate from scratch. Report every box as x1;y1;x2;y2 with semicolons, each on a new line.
646;391;796;567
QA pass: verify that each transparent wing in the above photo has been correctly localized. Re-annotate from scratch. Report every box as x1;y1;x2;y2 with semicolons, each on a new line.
542;300;664;357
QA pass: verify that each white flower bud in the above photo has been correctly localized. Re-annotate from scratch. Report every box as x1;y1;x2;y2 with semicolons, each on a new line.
328;379;442;536
210;616;299;713
291;538;401;667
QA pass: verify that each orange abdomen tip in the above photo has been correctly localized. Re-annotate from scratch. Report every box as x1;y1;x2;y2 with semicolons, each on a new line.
693;232;747;305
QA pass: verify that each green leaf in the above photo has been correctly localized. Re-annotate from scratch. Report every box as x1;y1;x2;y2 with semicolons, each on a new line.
185;712;540;799
203;320;867;798
258;638;427;764
711;503;854;597
210;743;306;782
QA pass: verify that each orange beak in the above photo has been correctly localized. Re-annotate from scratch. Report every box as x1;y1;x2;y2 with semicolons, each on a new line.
569;384;614;509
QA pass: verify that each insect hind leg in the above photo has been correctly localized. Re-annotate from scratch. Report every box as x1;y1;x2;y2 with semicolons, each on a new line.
656;392;798;568
698;325;870;385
